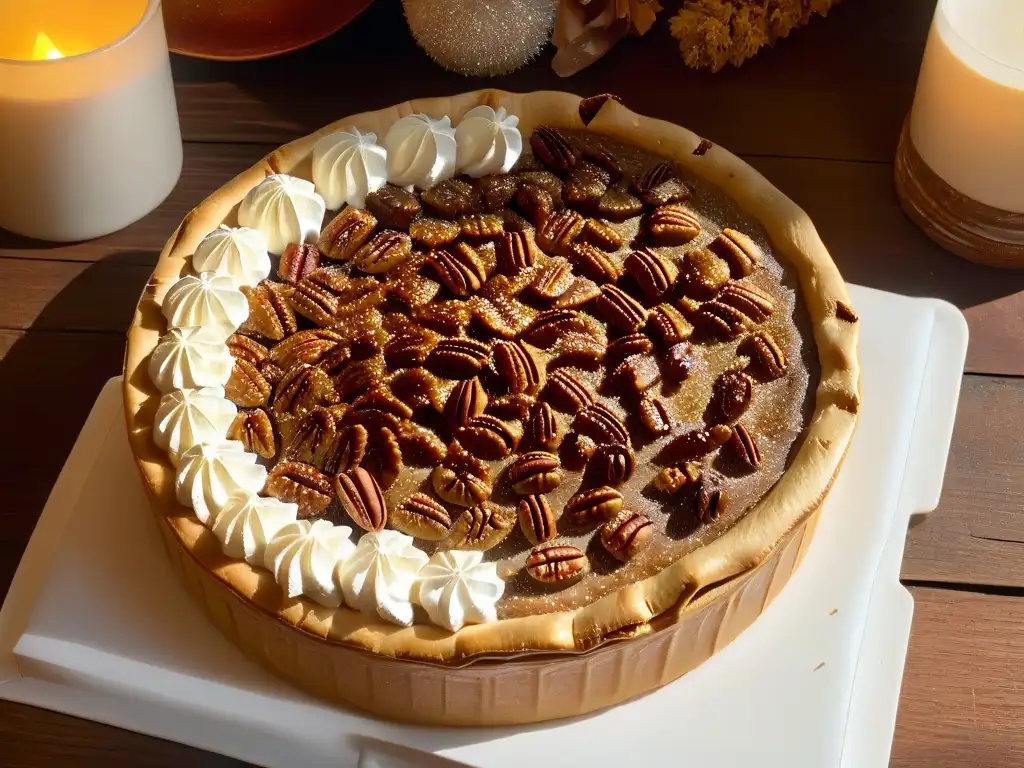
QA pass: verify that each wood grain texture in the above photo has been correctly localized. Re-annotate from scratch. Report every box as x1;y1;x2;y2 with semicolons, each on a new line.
892;587;1024;768
1;587;1020;766
168;0;931;162
901;376;1024;589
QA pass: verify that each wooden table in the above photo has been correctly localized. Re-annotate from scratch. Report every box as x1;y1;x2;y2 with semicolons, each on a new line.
1;1;1022;765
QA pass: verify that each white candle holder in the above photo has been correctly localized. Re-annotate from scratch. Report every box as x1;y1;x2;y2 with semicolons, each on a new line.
0;0;182;242
895;0;1024;268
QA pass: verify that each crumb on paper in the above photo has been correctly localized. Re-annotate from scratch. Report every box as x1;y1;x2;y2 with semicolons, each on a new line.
814;662;826;671
830;608;838;616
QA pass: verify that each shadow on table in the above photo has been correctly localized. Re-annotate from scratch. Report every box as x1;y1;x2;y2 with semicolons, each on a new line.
0;253;152;603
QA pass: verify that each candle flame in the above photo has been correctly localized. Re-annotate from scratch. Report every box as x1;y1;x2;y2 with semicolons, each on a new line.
33;33;64;61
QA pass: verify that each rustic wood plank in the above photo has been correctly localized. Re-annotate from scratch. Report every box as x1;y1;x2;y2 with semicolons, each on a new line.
2;586;1019;765
169;0;933;163
0;143;276;263
901;375;1024;589
0;331;126;600
892;586;1024;768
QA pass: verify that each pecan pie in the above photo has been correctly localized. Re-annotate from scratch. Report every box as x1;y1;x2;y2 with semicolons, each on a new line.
125;91;859;726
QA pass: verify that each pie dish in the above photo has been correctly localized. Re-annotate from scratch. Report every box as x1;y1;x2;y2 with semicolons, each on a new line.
123;89;860;725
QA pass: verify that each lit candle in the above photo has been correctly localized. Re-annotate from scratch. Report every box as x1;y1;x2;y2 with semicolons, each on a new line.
0;0;182;242
896;0;1024;266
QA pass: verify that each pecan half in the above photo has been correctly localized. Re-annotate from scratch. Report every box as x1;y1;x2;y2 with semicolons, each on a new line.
269;328;345;369
459;213;504;240
596;187;643;221
583;148;624;181
656;424;733;464
564;161;611;210
537;209;586;256
664;341;704;383
709;228;762;278
427;337;491;379
596;284;648;333
514;184;556;228
507;451;562;495
421;178;482;219
497;230;541;275
365;184;421;231
526;544;589;585
610;354;662;395
739;331;788;381
526;259;575;302
394;420;447;464
564;486;623;528
542;369;594;412
278;243;320;284
568;241;621;283
225;359;272;408
273;363;337;417
426;242;487;297
322;423;368;475
530;126;579;175
432;445;492;507
445;502;514;551
285;407;337;467
553;276;602;309
624;248;678;300
580;218;624;252
712;370;754;421
517;170;565;199
240;282;297;341
548;331;606;370
633;162;690;207
352;388;414;420
409;217;461;249
718;283;774;323
729;423;762;470
383;325;440;369
578;93;622;125
679;248;731;299
638;396;672;436
588;443;634;486
693;300;753;340
227;409;276;459
443;377;488;430
600;509;655;562
521;308;590;348
561;432;598;471
412;299;473;336
477;173;519;211
226;333;269;366
653;463;700;494
455;415;522;460
335;467;387;531
368;424;404;490
647;303;694;346
318;206;376;261
836;300;859;323
289;277;339;327
390;493;453;541
646;204;702;246
530;401;560;451
486;392;536;420
573;403;630;447
606;333;653;369
692;468;727;524
332;357;386;400
265;461;333;518
471;294;536;339
352;229;412;274
518;495;557;546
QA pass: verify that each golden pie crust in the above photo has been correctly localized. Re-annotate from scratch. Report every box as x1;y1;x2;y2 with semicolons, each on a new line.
123;90;859;724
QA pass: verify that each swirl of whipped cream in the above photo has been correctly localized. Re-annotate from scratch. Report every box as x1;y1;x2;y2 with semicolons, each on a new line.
154;386;237;466
312;128;388;210
455;106;523;178
336;530;428;626
161;272;248;340
264;520;355;607
212;490;298;567
382;114;457;189
192;225;270;289
175;441;268;524
148;327;234;393
237;174;326;256
414;550;504;632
